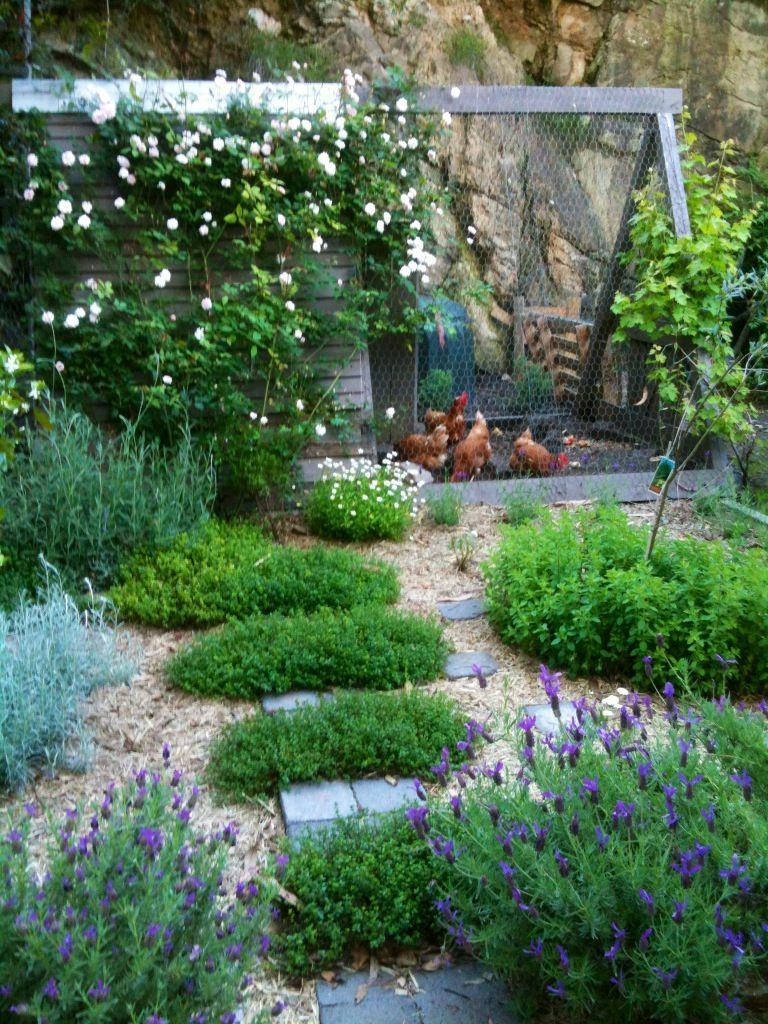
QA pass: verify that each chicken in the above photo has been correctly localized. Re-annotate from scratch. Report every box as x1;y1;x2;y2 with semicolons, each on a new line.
508;427;569;476
424;392;469;445
451;412;492;482
395;424;449;473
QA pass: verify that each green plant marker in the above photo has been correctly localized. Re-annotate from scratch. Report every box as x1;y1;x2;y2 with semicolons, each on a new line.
649;456;675;495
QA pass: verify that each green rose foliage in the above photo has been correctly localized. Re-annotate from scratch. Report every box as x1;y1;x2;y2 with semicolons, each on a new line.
8;79;447;499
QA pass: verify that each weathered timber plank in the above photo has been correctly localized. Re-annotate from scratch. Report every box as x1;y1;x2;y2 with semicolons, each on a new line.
413;86;683;116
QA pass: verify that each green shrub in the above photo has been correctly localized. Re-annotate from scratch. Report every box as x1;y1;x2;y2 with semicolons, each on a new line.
0;407;215;590
277;813;443;976
447;27;487;79
484;504;768;691
111;520;399;627
304;456;423;541
502;491;543;526
427;486;462;525
508;358;555;411
418;368;454;413
167;605;449;698
418;676;768;1023
208;689;467;799
247;31;336;81
0;577;134;790
0;760;276;1021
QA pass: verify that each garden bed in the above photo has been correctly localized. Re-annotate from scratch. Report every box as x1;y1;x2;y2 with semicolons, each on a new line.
0;499;725;1024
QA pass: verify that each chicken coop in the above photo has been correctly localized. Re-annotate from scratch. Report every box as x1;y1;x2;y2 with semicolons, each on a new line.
370;85;719;493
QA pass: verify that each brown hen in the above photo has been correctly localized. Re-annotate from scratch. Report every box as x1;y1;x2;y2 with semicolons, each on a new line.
451;412;492;482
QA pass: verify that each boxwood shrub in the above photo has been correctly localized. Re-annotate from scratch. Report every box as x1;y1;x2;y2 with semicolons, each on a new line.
110;519;399;627
276;813;443;976
208;689;468;799
484;504;768;691
167;605;449;698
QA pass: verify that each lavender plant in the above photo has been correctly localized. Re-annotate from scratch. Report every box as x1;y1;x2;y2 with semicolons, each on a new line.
0;576;134;790
410;666;768;1022
0;754;276;1022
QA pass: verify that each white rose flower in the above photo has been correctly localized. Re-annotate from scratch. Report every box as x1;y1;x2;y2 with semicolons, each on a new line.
162;374;173;385
364;202;376;216
41;311;54;325
249;411;258;420
167;217;179;230
201;297;213;311
279;271;292;286
315;423;327;437
277;213;286;227
88;302;101;323
63;313;79;328
26;153;38;168
450;86;461;99
395;97;408;112
442;111;452;126
221;177;231;188
81;201;93;214
23;188;34;201
199;224;209;236
114;197;125;209
78;153;91;166
385;406;395;420
260;415;269;426
57;199;72;214
213;138;225;151
50;215;64;231
202;211;212;222
61;150;76;167
296;399;305;411
375;219;385;233
194;327;205;342
77;214;91;229
285;300;295;312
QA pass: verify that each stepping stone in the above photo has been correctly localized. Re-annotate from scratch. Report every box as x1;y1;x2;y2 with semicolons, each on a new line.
437;597;488;621
444;651;499;680
521;701;577;735
351;778;419;814
262;691;333;714
280;781;357;830
317;963;517;1024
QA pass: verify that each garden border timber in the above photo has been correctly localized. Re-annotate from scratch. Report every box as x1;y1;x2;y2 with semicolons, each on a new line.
14;81;724;499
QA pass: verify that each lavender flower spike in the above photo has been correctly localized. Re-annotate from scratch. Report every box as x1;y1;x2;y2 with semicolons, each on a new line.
539;664;562;718
471;663;488;689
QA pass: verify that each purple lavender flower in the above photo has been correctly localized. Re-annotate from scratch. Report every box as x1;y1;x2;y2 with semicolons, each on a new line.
481;761;504;785
539;664;562;717
652;966;678;991
671;850;702;889
678;772;703;799
581;778;599;804
612;800;635;830
595;826;609;853
405;805;429;838
42;978;59;1002
671;900;687;925
524;937;543;958
162;742;171;763
5;829;23;854
662;681;676;713
604;922;625;961
471;664;488;689
554;849;569;877
639;927;653;951
430;748;451;787
639;889;655;916
450;795;464;820
715;654;737;672
637;760;652;790
485;803;499;826
275;853;289;878
146;1016;167;1024
701;803;716;833
518;715;536;748
546;979;566;999
556;945;570;973
412;778;427;801
730;770;753;801
677;737;692;768
720;993;743;1016
642;655;653;679
137;827;164;859
532;823;550;853
271;1000;288;1017
720;854;748;885
569;812;580;836
87;979;110;1002
58;932;73;963
610;968;626;995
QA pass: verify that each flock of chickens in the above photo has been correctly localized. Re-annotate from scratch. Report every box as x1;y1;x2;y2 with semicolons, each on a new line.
395;392;569;482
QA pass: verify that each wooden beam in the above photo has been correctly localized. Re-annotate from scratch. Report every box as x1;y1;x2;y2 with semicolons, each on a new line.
656;112;691;238
414;86;683;115
575;122;658;417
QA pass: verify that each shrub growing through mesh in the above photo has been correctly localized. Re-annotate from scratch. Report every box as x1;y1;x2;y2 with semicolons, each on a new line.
167;605;449;698
208;689;471;799
304;456;425;541
484;504;768;692
111;520;399;627
411;668;768;1023
0;578;134;790
0;407;215;592
0;758;276;1021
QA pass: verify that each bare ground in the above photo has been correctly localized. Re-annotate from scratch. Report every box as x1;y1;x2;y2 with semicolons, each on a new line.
0;498;708;1022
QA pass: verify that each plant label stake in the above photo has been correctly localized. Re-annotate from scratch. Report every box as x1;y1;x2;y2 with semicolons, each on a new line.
649;456;675;495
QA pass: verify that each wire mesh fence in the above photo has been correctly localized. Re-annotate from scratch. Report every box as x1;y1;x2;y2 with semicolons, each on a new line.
373;89;697;491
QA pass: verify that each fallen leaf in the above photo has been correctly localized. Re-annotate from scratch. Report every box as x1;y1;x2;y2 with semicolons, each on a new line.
320;970;337;984
354;984;368;1005
395;949;418;967
384;775;398;787
420;956;444;972
349;946;369;971
276;885;298;907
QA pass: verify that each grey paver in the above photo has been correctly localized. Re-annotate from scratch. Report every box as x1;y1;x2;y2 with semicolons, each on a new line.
285;820;342;841
317;965;516;1024
351;778;419;814
437;597;488;621
280;781;357;825
521;701;577;735
444;651;499;680
262;690;333;714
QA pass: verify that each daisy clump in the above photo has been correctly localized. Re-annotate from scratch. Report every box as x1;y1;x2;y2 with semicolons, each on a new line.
304;454;425;540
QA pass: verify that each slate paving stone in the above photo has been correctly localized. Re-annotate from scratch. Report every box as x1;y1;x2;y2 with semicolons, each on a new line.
521;701;577;735
444;651;499;680
317;964;516;1024
262;690;333;714
351;778;419;814
436;597;488;621
286;820;340;841
280;781;357;826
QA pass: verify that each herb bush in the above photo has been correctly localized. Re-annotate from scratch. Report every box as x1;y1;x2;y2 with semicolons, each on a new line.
111;520;399;627
484;504;768;692
0;579;134;790
0;407;215;591
304;456;425;541
277;813;443;976
0;758;276;1022
413;670;768;1023
208;690;468;799
167;605;449;698
427;487;462;526
7;74;447;499
418;368;454;414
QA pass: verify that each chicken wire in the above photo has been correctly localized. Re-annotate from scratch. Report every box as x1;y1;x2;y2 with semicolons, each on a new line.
372;91;692;488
